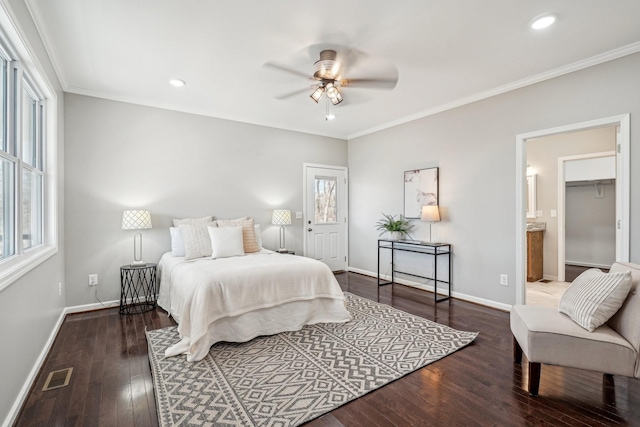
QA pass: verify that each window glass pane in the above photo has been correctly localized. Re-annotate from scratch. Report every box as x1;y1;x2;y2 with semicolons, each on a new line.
22;167;42;249
0;157;15;258
314;177;337;224
22;86;37;167
0;57;6;153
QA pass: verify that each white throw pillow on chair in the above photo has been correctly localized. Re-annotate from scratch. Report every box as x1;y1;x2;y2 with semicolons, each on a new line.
559;268;632;332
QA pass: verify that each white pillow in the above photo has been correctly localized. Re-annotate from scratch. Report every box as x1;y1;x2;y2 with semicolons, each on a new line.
179;222;216;260
559;268;633;332
173;215;213;227
208;226;245;258
169;227;185;257
216;218;259;253
254;224;262;249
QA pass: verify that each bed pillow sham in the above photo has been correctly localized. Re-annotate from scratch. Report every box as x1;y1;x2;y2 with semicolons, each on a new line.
208;225;245;258
254;224;262;249
173;215;213;227
179;222;217;260
216;218;259;253
169;227;186;257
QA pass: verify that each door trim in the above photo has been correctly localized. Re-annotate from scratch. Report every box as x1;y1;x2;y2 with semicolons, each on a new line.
515;114;630;305
302;163;349;270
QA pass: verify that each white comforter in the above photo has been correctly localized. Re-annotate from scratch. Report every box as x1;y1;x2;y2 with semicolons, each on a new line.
157;250;350;361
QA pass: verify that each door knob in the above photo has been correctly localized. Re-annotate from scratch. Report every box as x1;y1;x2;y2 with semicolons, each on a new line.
308;228;313;232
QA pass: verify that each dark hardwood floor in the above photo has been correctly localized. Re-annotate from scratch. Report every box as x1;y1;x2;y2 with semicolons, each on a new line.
15;272;640;426
565;264;610;282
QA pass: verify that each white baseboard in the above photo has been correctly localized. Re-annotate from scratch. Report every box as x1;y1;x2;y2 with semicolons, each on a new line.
347;267;512;312
64;299;119;314
565;260;611;269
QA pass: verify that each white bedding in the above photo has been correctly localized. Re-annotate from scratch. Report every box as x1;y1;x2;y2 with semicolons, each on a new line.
157;250;351;361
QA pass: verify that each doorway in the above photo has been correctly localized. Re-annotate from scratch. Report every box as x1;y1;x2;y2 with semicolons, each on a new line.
515;115;630;305
303;164;348;271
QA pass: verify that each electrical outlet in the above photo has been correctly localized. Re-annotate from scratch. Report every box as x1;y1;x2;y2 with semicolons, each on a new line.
88;274;98;287
500;274;509;286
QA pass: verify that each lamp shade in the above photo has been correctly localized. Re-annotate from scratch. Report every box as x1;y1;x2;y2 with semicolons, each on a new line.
272;209;292;226
122;210;152;230
420;205;440;222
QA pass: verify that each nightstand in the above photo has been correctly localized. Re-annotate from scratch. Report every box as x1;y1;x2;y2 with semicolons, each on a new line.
120;263;157;315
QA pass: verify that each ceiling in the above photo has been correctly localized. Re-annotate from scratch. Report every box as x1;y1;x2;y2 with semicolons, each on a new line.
24;0;640;140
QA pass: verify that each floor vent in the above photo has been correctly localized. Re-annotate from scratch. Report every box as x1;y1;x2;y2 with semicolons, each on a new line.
42;367;73;391
538;279;552;283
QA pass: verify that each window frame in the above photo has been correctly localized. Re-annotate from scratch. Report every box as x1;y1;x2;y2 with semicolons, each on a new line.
0;19;57;292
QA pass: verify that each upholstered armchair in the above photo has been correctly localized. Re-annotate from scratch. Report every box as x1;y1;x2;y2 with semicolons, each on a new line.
510;262;640;396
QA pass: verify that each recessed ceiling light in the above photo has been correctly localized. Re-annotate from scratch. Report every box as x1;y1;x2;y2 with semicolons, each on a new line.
531;14;556;30
169;79;186;87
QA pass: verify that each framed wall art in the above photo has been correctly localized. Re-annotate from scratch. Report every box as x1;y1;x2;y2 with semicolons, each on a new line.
404;167;439;218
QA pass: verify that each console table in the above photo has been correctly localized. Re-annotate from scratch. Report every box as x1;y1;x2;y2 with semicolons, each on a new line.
377;239;451;303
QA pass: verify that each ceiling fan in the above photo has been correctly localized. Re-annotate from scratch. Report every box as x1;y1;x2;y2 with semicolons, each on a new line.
265;46;398;106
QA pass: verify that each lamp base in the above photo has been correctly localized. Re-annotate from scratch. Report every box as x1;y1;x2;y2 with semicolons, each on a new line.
130;260;145;266
277;248;289;253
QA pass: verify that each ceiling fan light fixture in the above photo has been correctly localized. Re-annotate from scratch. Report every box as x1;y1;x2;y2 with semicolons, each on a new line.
331;91;343;105
310;86;324;103
325;82;338;99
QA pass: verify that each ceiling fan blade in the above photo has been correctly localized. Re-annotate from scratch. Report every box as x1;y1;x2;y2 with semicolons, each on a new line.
263;62;312;81
341;77;398;90
275;87;312;100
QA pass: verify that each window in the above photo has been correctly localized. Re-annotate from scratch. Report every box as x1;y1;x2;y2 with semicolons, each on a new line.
314;177;338;224
0;27;55;290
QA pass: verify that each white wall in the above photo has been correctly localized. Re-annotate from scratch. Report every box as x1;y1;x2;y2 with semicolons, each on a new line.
0;0;65;425
348;52;640;306
64;94;347;307
527;127;615;278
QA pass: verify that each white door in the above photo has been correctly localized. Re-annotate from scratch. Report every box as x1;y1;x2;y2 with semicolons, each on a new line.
304;165;347;271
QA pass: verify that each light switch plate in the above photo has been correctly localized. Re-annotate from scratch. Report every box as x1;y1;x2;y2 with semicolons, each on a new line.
536;210;543;217
551;210;557;218
295;212;302;219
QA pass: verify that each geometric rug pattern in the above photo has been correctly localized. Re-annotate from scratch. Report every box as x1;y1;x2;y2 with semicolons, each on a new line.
147;292;478;426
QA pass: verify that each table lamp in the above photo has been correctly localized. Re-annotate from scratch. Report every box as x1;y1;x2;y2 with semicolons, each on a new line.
122;210;152;265
421;205;440;243
272;209;291;252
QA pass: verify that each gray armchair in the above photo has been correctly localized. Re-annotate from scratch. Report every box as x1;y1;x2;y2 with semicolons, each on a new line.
510;262;640;396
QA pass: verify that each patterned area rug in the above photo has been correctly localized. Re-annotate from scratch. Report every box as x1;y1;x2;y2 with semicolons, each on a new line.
147;292;478;426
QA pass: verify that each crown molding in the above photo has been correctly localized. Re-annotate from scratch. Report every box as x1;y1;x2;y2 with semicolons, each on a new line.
348;41;640;140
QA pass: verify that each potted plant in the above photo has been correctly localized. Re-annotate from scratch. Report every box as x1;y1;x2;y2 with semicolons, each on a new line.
375;213;413;240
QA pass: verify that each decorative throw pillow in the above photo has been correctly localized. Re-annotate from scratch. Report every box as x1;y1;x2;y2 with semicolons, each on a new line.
559;268;633;332
208;226;245;258
172;215;213;227
179;222;216;260
169;227;186;257
216;218;259;253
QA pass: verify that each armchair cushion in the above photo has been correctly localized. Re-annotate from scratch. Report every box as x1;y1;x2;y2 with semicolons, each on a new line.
511;304;637;377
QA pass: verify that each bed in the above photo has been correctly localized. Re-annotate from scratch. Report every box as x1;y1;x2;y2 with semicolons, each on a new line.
157;249;351;361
